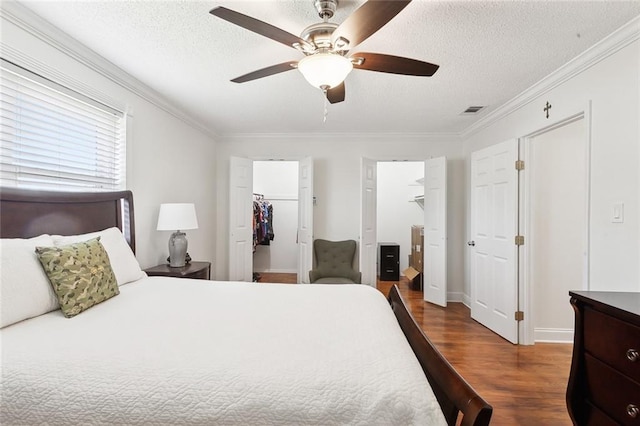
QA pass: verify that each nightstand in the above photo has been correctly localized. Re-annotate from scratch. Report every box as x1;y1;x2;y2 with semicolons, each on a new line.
144;261;211;280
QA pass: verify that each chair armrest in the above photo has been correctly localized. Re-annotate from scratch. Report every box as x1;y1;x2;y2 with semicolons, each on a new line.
350;271;362;284
309;269;321;283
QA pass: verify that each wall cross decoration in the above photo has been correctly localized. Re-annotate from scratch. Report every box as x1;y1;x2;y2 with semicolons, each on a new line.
544;101;552;119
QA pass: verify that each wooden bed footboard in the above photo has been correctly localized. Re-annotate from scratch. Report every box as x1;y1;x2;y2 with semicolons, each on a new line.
388;285;492;426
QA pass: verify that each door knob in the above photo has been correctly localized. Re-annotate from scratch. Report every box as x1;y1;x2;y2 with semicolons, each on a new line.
467;241;475;247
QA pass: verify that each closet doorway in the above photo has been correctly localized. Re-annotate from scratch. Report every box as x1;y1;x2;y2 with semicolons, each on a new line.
361;157;447;305
377;161;425;278
229;157;314;283
253;161;299;280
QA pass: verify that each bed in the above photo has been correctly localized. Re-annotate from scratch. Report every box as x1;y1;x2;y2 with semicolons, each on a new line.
0;188;492;426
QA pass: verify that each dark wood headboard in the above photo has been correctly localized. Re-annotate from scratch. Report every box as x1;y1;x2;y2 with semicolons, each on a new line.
0;188;136;253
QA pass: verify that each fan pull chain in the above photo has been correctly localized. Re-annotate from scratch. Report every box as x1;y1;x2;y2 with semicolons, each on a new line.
323;93;328;123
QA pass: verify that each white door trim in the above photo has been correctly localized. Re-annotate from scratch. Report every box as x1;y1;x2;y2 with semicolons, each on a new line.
518;101;592;345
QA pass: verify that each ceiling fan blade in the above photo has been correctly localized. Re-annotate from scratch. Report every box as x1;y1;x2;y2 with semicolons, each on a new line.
231;61;298;83
326;82;345;104
351;52;439;76
331;0;411;51
210;7;310;51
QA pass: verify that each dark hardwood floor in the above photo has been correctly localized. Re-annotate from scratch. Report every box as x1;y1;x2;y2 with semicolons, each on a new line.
257;272;574;425
255;272;298;283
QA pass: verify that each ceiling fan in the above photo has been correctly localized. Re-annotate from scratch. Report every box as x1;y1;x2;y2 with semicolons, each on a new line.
209;0;439;104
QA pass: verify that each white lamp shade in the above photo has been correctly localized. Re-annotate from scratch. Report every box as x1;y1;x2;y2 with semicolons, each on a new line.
157;203;198;231
298;53;353;89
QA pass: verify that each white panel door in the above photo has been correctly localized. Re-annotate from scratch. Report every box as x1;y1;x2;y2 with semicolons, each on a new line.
360;158;377;286
423;157;447;307
297;157;314;283
470;140;519;343
229;156;253;282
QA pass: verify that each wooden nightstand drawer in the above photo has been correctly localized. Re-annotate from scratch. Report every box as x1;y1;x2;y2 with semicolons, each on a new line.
585;353;640;425
584;306;640;382
144;261;211;280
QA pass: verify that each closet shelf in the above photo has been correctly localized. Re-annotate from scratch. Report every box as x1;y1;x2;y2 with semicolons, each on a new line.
409;177;425;208
410;195;425;208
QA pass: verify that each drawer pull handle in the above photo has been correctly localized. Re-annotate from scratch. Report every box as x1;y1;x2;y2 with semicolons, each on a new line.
627;349;639;362
627;404;639;418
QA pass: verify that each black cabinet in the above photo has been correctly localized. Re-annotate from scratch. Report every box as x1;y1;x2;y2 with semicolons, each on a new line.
378;243;400;281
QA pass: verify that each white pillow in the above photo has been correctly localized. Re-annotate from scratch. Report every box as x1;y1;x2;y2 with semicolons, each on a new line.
53;227;145;286
0;234;60;328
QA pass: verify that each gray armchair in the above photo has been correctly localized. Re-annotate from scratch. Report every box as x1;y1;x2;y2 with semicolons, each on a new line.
309;239;362;284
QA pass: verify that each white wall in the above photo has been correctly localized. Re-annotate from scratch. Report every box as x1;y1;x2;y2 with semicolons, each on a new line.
253;161;299;273
377;161;425;274
463;26;640;294
216;135;466;298
1;3;218;270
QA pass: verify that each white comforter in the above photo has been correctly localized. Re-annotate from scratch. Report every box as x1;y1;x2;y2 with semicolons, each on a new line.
1;278;446;425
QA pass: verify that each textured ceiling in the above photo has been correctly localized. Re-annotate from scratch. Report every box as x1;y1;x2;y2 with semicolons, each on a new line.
14;0;640;137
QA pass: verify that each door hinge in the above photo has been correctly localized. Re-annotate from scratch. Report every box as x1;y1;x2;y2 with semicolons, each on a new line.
515;311;524;321
515;235;525;246
515;160;525;171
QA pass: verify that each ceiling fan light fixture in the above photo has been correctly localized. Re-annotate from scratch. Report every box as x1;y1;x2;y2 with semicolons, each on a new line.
298;53;353;90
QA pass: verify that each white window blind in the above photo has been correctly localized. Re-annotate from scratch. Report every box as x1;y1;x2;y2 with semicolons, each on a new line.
1;59;125;191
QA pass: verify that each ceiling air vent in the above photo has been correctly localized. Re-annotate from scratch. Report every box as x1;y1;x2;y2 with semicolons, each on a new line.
461;106;485;115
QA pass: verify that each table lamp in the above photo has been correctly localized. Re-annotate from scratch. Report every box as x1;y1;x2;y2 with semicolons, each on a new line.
156;203;198;267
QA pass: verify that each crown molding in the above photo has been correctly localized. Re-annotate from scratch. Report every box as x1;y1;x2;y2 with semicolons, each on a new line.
220;132;463;143
0;0;218;139
0;43;128;114
461;14;640;139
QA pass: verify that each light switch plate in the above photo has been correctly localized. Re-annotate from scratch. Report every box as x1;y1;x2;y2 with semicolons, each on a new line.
612;202;624;223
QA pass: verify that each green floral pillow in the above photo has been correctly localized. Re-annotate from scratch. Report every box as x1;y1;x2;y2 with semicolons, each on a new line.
35;237;119;318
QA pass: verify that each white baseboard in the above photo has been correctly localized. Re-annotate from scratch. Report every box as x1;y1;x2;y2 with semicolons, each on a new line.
447;291;466;303
254;269;297;274
441;293;471;307
534;328;574;343
457;293;471;308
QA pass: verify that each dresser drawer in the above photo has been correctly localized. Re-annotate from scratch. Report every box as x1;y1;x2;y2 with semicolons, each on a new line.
584;306;640;383
585;353;640;425
583;401;622;426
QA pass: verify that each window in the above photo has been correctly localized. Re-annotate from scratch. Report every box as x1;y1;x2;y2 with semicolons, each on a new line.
1;59;126;191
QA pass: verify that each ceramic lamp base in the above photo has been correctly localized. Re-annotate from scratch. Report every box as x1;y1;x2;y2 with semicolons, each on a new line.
168;231;188;267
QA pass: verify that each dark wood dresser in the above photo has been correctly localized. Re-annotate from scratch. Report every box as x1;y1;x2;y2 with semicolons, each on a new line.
567;291;640;425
